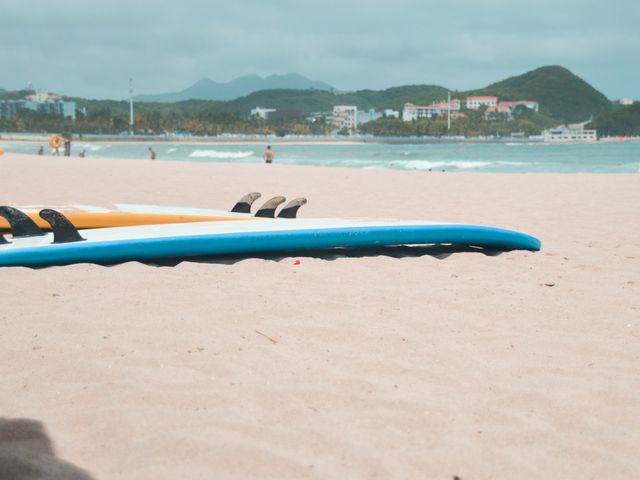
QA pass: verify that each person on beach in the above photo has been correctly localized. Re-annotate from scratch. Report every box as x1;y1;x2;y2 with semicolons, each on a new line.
63;136;71;157
37;146;44;155
263;145;274;164
148;147;156;160
78;149;86;158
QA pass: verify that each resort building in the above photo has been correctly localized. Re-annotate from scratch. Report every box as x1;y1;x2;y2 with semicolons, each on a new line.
357;109;382;124
466;96;498;110
332;105;358;129
0;98;76;120
402;99;461;121
26;91;62;103
250;107;277;120
383;109;400;119
543;121;597;142
496;100;539;114
619;98;634;106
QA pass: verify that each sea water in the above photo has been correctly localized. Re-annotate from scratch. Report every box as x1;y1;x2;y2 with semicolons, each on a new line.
2;138;639;173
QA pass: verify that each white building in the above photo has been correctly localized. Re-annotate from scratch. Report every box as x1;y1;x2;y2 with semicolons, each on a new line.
250;107;277;119
357;109;382;124
332;105;358;129
619;98;634;106
383;109;400;118
497;100;539;114
26;90;62;103
543;121;597;142
402;99;461;121
0;98;76;120
466;96;498;110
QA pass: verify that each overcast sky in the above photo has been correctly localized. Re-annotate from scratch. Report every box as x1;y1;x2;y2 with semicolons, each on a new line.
1;0;638;100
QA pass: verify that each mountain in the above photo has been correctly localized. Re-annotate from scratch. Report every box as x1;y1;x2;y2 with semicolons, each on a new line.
135;73;334;102
463;65;612;122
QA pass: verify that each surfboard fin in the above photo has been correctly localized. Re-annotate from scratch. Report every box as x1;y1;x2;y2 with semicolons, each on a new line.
0;232;8;244
38;209;86;244
231;192;262;214
0;206;46;237
277;198;307;219
255;196;286;218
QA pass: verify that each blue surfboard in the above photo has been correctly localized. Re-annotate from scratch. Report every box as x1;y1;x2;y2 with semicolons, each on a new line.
0;218;541;267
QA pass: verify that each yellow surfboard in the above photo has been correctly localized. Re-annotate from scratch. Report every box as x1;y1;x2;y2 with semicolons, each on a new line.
0;210;254;230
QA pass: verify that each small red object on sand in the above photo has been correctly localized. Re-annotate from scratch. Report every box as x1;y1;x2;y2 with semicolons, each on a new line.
293;260;301;265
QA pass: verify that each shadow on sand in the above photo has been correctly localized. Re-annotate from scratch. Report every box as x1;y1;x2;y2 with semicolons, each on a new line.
0;418;94;480
143;244;505;267
21;244;506;269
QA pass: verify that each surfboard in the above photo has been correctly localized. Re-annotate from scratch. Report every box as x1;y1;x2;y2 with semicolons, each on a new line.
0;216;541;267
0;195;306;230
0;209;253;230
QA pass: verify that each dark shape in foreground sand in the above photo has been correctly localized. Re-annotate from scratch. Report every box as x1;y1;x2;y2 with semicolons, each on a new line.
0;418;94;480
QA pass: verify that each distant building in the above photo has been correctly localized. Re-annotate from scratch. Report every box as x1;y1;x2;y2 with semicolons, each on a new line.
543;121;597;142
496;100;539;115
250;107;277;120
332;105;358;129
619;98;634;106
402;99;461;121
357;109;382;124
0;97;76;120
466;96;498;110
356;108;400;124
26;90;62;102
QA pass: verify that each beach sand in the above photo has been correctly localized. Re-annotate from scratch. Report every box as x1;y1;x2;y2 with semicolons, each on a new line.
1;153;638;479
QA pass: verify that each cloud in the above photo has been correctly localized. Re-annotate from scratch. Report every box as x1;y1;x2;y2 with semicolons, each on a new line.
0;0;637;99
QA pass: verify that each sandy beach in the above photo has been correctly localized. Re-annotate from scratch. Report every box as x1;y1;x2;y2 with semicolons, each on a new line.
1;153;638;479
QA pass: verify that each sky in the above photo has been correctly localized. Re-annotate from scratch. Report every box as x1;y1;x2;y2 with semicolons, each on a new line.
1;0;638;100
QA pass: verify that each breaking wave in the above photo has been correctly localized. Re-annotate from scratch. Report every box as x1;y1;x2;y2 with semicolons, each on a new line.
189;150;255;159
390;160;523;170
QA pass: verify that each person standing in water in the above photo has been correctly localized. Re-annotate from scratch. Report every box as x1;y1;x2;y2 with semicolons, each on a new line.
148;147;156;160
263;145;274;164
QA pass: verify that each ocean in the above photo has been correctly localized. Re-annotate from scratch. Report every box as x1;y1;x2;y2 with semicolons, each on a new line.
2;138;639;173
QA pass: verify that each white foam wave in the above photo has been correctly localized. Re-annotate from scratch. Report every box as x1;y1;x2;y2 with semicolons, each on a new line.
391;160;522;170
189;150;255;159
167;147;178;153
81;144;103;151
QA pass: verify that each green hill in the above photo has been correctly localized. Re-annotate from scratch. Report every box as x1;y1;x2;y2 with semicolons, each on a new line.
463;66;612;122
210;85;449;114
588;103;640;136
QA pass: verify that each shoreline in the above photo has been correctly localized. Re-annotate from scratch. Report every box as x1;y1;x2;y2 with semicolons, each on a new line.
0;132;545;145
3;133;639;146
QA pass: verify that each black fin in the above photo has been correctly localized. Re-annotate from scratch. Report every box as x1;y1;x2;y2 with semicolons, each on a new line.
277;198;307;219
255;196;286;218
0;206;46;237
0;233;8;244
38;209;85;244
230;192;262;214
